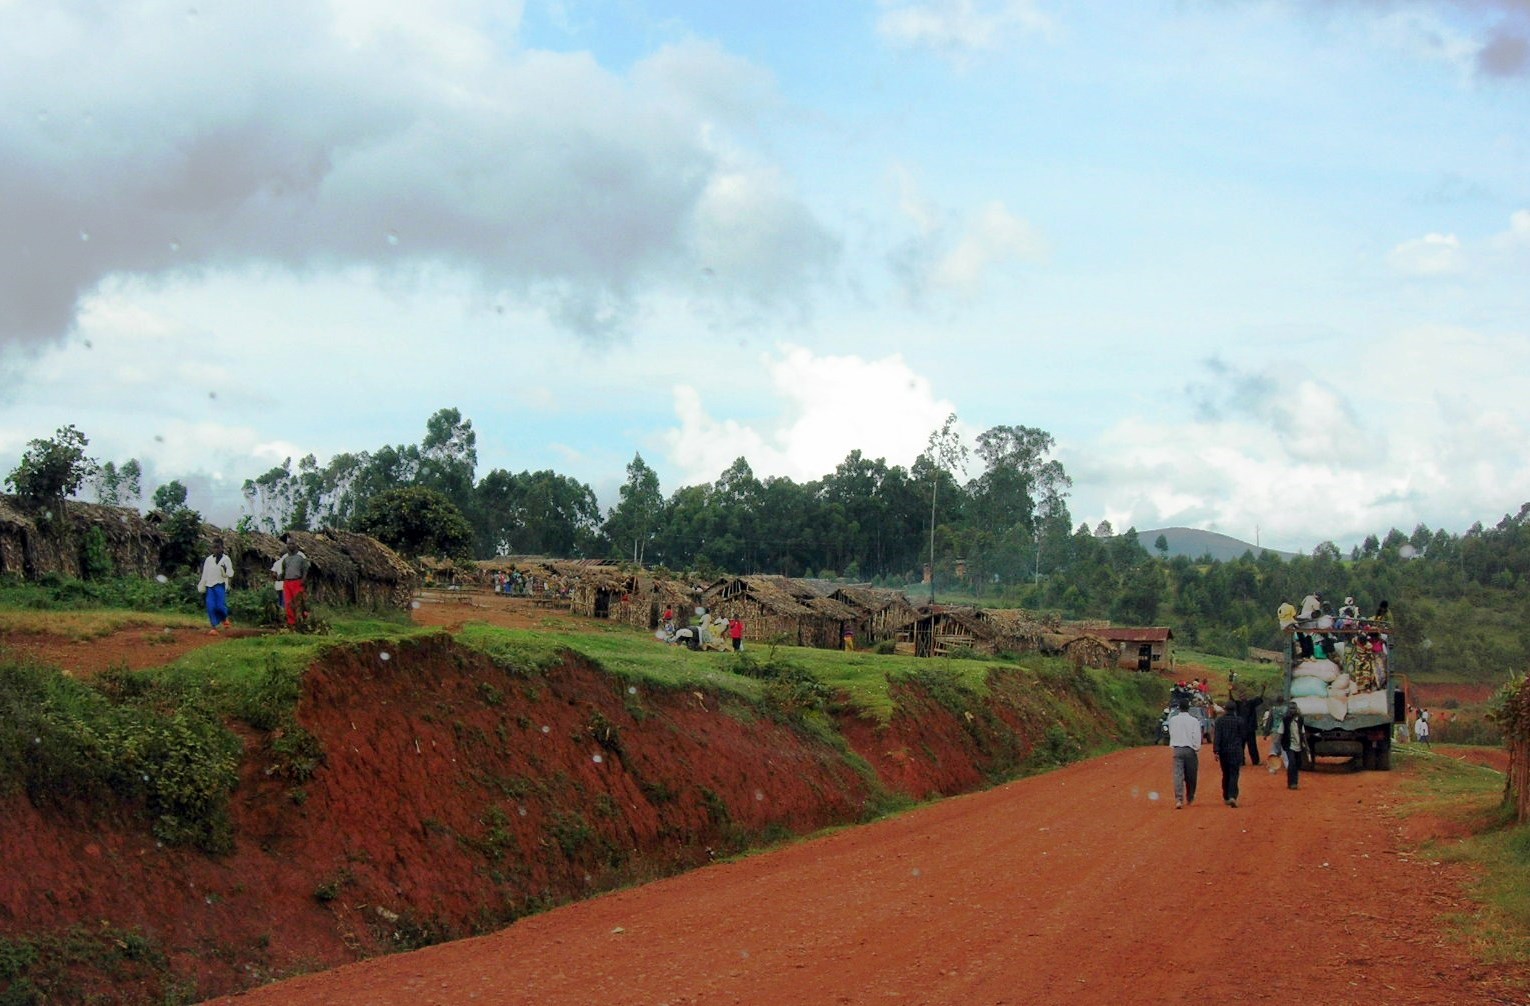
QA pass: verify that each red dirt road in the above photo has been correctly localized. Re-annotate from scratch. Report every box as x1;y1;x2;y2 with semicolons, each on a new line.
208;746;1523;1006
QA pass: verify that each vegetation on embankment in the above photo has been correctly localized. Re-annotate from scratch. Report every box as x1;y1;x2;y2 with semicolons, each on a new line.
0;610;1168;1004
1393;744;1530;964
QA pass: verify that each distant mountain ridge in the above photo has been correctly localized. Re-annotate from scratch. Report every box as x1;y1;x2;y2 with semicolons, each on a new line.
1132;527;1299;562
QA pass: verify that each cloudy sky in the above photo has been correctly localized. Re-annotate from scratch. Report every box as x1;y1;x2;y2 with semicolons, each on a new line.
2;0;1528;553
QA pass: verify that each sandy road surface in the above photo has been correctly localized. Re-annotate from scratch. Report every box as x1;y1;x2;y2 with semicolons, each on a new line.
207;745;1522;1006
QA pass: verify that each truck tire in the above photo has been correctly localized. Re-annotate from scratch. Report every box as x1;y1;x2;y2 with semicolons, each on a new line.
1375;736;1392;771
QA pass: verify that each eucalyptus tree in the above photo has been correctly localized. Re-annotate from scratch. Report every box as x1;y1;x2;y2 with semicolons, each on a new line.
603;453;663;564
917;413;969;600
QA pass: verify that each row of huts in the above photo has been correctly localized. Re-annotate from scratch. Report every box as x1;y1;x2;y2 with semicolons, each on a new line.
1;494;1169;668
0;495;418;610
455;558;1172;671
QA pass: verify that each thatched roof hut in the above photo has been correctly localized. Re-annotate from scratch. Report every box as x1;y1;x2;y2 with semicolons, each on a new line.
971;607;1059;655
829;586;918;646
893;606;999;658
0;495;163;579
232;529;417;610
1039;632;1118;669
704;575;815;647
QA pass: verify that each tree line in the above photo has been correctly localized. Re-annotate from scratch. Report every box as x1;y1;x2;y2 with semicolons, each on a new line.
7;412;1529;677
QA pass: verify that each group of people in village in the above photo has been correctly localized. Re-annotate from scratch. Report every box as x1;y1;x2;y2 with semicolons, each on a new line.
1167;588;1405;810
195;535;310;632
659;605;745;651
1166;688;1307;809
490;569;528;595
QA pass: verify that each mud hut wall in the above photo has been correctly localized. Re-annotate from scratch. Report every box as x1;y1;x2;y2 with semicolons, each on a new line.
800;616;844;650
570;582;599;618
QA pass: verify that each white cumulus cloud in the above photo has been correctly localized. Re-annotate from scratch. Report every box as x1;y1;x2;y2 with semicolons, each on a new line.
663;345;960;486
1386;233;1466;275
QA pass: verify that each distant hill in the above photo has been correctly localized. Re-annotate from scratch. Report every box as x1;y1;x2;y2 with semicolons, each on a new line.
1132;527;1299;562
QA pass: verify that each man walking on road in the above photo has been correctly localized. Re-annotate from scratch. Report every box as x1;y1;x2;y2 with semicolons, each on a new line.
1167;697;1201;809
1280;702;1306;790
278;536;310;629
1213;702;1245;807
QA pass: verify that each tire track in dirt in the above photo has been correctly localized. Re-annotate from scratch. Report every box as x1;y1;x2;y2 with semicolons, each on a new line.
205;746;1523;1006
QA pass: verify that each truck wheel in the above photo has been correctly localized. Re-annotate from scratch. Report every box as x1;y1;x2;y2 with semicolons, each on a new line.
1375;737;1392;771
1361;744;1376;771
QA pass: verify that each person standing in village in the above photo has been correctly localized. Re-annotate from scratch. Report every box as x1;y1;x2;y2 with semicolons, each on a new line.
728;615;744;651
1236;687;1265;766
1265;704;1284;774
278;536;310;629
662;605;675;634
197;537;235;635
1280;701;1306;789
1213;700;1245;808
271;556;285;617
1415;710;1431;746
1167;697;1202;809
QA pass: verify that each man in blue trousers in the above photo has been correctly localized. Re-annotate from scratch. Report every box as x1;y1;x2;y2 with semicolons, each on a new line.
197;537;235;634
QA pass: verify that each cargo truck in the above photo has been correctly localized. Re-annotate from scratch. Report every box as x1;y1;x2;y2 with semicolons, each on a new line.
1281;621;1406;771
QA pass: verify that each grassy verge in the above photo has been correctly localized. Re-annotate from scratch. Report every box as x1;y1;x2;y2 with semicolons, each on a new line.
1393;744;1530;963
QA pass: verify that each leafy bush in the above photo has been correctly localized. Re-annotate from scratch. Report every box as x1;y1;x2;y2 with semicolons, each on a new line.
724;650;831;718
0;573;195;614
78;526;114;580
0;658;242;852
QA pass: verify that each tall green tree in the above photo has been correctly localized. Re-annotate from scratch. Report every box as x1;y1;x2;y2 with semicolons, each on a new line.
5;424;97;519
91;458;142;507
419;407;477;516
917;414;968;599
603;453;663;563
354;486;473;559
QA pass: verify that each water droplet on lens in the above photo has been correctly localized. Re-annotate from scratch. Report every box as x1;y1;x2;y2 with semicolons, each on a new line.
379;652;391;662
169;240;181;252
627;686;637;694
1148;791;1160;801
156;574;168;583
540;725;550;734
79;231;90;242
385;230;399;246
911;867;921;877
518;806;527;817
592;754;603;764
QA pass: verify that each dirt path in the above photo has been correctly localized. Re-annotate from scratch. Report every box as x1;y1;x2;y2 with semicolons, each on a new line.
206;746;1523;1006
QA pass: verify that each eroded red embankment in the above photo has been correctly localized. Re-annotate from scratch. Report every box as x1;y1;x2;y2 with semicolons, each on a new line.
0;636;1076;1002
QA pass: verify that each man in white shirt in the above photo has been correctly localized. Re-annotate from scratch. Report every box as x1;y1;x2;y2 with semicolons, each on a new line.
197;537;235;635
1167;697;1202;809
